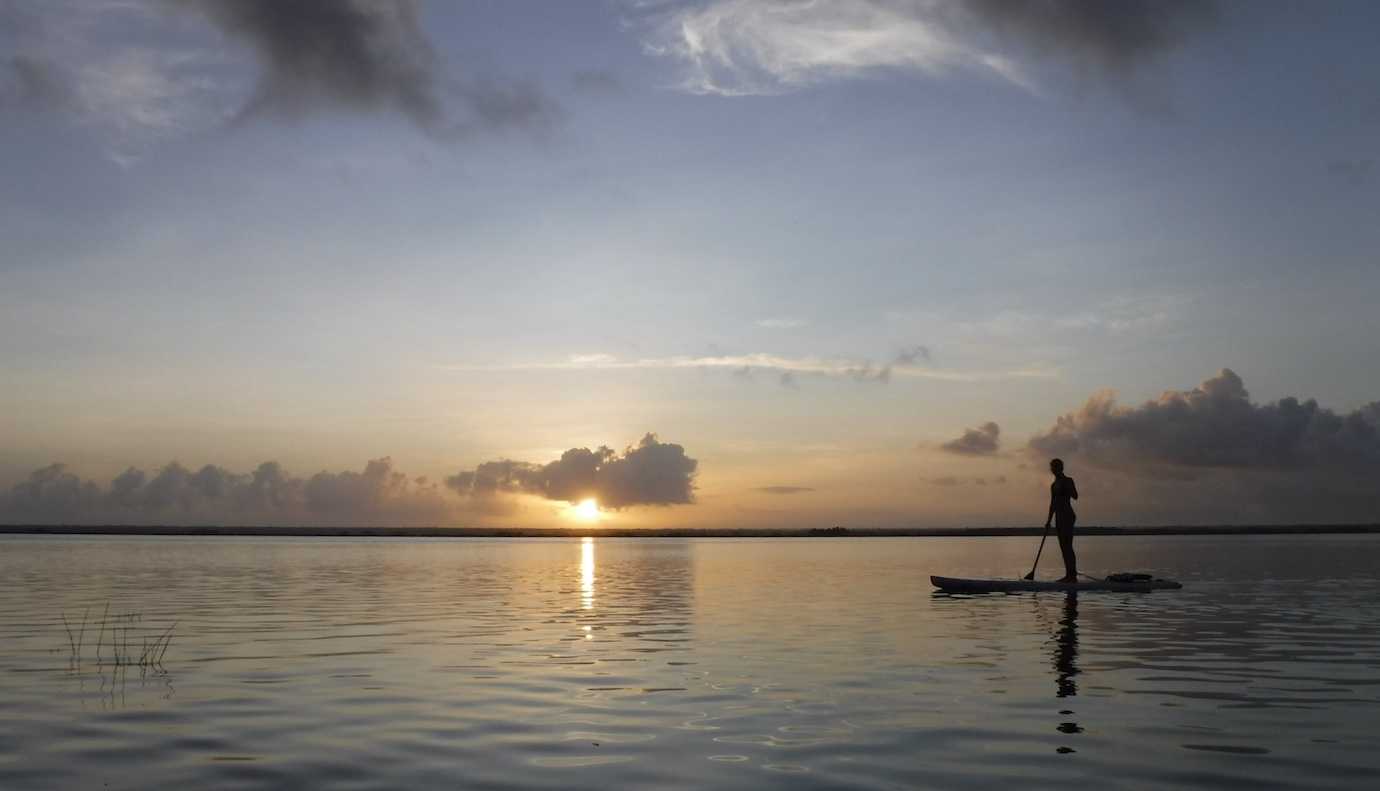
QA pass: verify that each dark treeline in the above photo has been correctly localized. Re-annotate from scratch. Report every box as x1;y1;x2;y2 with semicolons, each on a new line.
2;525;1378;538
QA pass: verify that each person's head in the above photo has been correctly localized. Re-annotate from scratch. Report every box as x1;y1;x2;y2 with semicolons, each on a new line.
1049;458;1064;475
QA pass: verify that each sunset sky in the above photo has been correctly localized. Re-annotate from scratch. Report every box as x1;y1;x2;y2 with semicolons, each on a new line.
3;0;1378;528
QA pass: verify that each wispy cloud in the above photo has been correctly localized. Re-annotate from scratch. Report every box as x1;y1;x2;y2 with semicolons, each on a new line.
437;350;1054;383
753;485;815;495
632;0;1215;96
756;317;806;329
637;0;1023;96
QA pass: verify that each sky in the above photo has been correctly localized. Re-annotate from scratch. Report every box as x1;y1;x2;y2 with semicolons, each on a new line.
2;0;1378;529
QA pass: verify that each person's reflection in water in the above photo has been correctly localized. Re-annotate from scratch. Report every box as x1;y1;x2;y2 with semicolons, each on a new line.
1053;593;1083;753
1054;593;1079;698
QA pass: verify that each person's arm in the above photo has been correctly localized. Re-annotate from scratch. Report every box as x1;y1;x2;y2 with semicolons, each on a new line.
1045;491;1056;528
1069;478;1078;501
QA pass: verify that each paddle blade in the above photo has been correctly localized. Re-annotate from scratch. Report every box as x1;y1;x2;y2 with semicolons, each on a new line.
1022;572;1035;581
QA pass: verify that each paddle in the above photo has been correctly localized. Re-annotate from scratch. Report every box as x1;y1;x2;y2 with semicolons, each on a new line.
1023;523;1051;581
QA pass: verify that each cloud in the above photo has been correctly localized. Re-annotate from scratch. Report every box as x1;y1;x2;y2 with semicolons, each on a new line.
181;0;559;136
180;0;442;126
0;3;247;158
942;421;1001;455
446;434;698;509
1027;369;1380;523
756;317;806;329
634;0;1215;96
754;485;814;495
0;458;450;526
0;55;72;111
1029;369;1380;472
844;345;934;384
2;0;559;153
894;344;931;365
441;347;1050;385
962;0;1218;72
928;475;1005;487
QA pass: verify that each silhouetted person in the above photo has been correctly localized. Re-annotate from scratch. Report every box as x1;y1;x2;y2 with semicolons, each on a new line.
1045;458;1079;583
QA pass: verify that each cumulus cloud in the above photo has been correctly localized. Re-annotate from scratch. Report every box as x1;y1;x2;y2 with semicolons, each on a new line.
942;421;1001;455
1027;369;1380;524
1029;369;1380;472
0;457;450;526
446;434;698;509
634;0;1215;96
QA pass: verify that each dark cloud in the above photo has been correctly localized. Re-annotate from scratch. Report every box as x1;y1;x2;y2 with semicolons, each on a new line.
942;421;1001;456
848;345;932;384
0;55;71;111
451;76;562;136
182;0;441;125
178;0;558;135
779;371;798;389
928;475;1005;487
1029;369;1380;472
754;486;815;495
1027;369;1380;523
446;434;697;509
845;361;890;383
895;345;932;366
963;0;1219;71
0;457;449;526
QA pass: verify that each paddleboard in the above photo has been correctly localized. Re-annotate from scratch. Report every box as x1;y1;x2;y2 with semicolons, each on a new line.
931;575;1183;594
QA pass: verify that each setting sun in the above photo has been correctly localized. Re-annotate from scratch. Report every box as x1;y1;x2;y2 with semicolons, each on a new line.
573;498;601;523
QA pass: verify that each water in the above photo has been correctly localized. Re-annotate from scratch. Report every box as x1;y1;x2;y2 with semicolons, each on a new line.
1;535;1377;790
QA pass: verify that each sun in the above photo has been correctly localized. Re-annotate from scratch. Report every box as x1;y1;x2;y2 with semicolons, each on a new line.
572;498;601;523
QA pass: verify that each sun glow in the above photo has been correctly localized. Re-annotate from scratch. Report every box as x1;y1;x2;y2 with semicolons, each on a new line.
573;498;601;522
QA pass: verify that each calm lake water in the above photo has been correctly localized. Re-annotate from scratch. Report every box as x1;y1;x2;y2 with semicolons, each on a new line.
1;535;1377;790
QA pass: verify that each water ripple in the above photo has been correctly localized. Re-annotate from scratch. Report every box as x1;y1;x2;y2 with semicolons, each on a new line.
0;535;1378;790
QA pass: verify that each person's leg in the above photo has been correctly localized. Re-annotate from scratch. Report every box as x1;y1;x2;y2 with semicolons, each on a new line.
1056;520;1077;582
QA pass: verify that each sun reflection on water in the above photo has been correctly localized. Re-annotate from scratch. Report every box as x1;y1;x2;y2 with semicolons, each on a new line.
580;537;595;612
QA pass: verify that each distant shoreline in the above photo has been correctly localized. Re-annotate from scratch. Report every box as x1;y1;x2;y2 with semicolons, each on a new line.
2;524;1378;538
